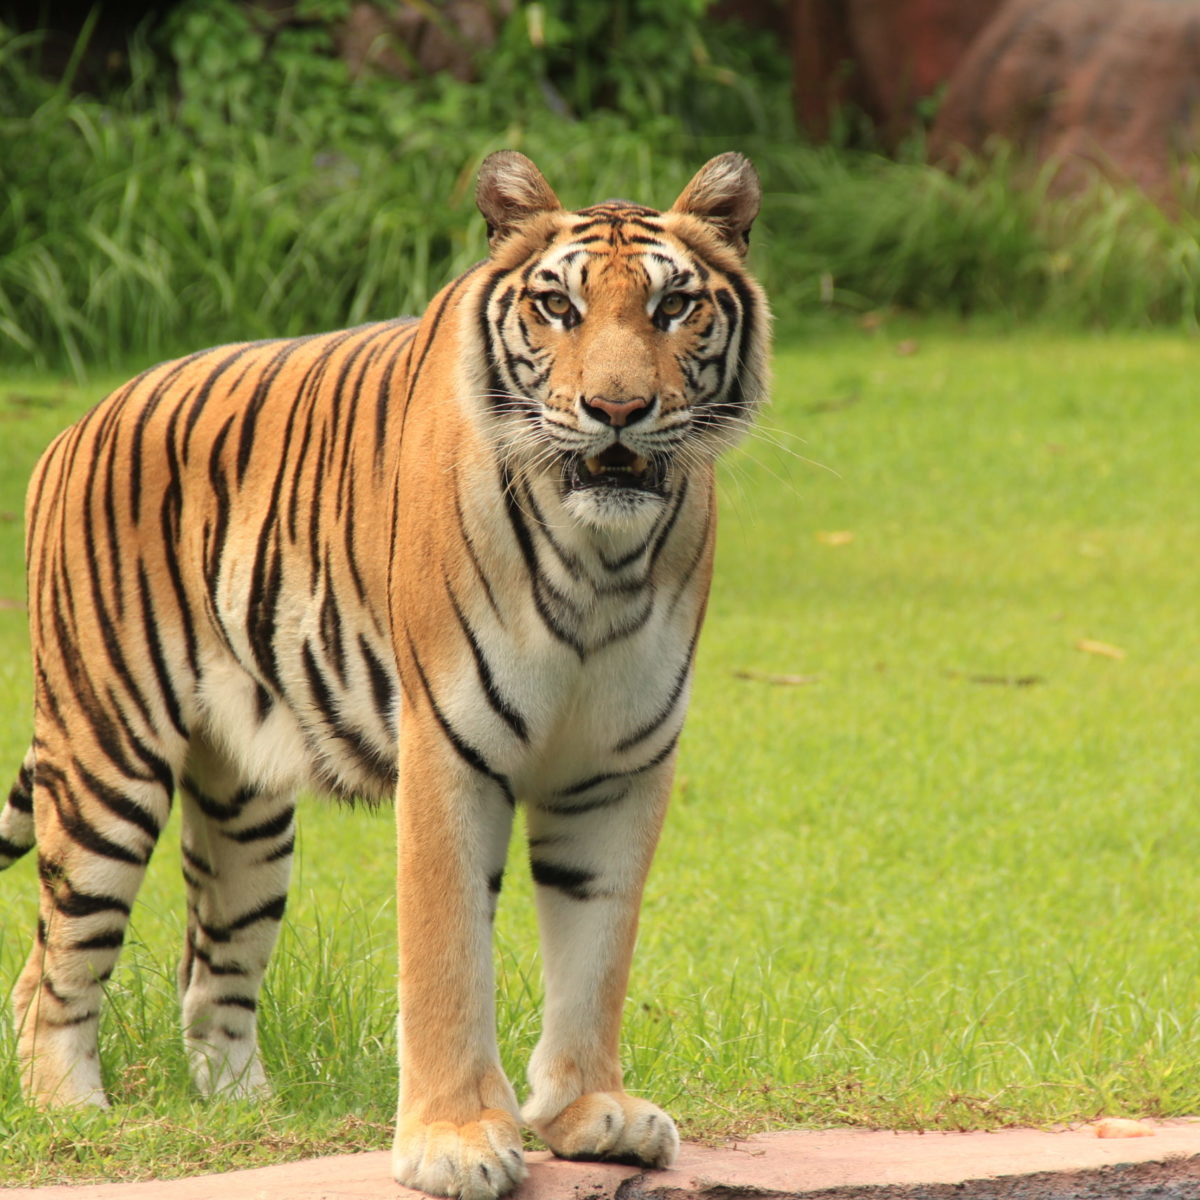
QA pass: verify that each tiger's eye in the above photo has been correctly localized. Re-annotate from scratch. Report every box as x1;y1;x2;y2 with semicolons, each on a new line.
658;292;688;319
542;292;572;317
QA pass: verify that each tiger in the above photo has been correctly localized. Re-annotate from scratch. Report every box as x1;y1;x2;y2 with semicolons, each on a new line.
0;150;770;1198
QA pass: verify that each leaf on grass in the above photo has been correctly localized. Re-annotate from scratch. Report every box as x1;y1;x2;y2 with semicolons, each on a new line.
945;671;1044;688
895;339;919;356
1076;638;1126;659
733;669;821;687
816;530;855;546
0;597;24;610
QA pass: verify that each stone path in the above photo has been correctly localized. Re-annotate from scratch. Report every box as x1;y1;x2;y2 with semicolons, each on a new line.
6;1122;1200;1199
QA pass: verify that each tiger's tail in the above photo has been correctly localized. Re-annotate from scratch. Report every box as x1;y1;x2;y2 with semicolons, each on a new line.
0;746;36;869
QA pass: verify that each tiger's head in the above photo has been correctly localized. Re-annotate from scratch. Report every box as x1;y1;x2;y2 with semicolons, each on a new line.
473;151;771;531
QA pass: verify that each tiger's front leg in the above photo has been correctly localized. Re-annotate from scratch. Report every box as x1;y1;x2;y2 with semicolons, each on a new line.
390;703;525;1200
521;759;679;1168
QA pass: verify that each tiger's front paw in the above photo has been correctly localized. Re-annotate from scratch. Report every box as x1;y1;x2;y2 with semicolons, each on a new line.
392;1109;527;1200
528;1092;679;1168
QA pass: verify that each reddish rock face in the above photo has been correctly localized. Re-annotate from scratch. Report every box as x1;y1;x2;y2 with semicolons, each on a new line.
336;0;514;83
791;0;1005;143
928;0;1200;203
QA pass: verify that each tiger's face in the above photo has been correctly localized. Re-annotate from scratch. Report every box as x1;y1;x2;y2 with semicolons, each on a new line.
475;154;769;531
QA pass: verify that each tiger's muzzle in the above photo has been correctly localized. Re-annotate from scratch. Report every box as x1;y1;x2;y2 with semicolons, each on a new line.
563;444;666;495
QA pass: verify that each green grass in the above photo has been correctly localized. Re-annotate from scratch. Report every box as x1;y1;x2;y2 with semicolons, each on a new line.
5;20;1200;377
2;321;1199;1183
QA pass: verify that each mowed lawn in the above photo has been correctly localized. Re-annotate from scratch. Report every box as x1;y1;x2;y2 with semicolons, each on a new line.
0;323;1197;1182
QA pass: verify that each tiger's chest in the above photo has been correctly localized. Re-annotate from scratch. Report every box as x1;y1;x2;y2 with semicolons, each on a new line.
434;584;699;803
418;472;713;803
198;459;711;807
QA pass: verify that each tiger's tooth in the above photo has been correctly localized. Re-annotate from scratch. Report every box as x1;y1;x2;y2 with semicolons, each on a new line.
585;456;602;474
631;455;649;473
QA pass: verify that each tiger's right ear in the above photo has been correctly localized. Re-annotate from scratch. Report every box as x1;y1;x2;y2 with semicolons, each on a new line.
476;151;562;247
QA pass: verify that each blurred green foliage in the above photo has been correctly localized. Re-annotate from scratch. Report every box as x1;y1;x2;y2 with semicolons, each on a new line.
1;3;1199;377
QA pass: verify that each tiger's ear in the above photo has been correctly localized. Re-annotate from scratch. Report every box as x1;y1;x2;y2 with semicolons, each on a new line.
476;151;562;247
670;152;761;257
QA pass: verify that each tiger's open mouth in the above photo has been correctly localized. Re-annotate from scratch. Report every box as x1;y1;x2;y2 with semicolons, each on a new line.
565;444;665;493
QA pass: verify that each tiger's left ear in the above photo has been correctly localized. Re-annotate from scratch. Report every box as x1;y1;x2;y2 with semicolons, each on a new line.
670;152;761;257
477;151;563;247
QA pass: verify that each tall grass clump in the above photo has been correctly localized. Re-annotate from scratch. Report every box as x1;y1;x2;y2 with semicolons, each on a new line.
760;143;1200;328
3;7;1200;378
0;5;791;376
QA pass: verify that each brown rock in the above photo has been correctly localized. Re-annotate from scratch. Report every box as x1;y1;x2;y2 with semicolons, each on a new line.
791;0;1004;144
336;0;514;83
929;0;1200;204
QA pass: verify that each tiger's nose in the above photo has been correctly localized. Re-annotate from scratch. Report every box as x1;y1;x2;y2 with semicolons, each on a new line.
580;395;654;427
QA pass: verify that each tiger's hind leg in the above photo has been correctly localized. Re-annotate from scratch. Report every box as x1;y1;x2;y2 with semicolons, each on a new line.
11;728;176;1108
0;746;35;867
177;737;294;1099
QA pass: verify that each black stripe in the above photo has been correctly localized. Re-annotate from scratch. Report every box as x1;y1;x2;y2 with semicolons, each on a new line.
183;779;255;823
453;476;503;622
8;762;34;812
204;413;239;588
614;625;701;753
264;834;295;862
215;994;257;1012
0;834;30;860
320;566;347;685
79;473;159;734
181;844;215;877
557;732;681;799
406;635;514;806
99;420;127;623
235;338;313;486
648;476;690;570
179;343;263;464
126;353;204;521
529;860;596;900
284;332;354;545
71;929;126;951
52;884;132;920
160;403;201;679
137;562;189;738
341;471;372;610
193;945;249;976
445;577;528;742
44;769;145;866
535;788;628;817
301;642;387;776
406;268;480;414
76;762;164;842
590;596;654;653
519;481;581;580
501;469;585;657
224;806;294;845
246;522;284;694
668;499;713;615
230;894;287;930
373;323;420;473
45;1010;100;1028
358;635;397;738
199;893;288;944
478;265;515;406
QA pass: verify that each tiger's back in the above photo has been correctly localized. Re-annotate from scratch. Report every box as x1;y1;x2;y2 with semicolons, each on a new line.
1;151;770;1200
